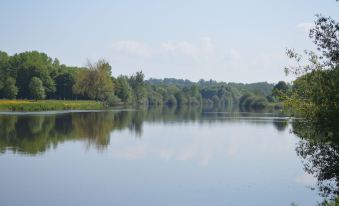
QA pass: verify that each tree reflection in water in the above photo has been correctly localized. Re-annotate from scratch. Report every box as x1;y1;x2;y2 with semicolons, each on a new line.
292;118;339;204
1;106;338;204
0;105;288;156
0;111;140;154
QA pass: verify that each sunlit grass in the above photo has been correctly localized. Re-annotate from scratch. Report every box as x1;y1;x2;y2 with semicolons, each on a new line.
0;100;104;111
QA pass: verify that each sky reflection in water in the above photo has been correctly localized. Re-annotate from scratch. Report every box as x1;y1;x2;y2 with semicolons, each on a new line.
0;107;321;206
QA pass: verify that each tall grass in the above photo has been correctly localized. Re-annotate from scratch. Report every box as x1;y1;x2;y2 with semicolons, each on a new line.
0;100;104;111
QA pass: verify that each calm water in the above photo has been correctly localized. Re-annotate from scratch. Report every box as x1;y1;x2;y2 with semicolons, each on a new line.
0;106;327;206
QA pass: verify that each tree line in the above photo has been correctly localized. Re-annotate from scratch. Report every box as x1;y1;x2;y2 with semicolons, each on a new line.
0;50;286;109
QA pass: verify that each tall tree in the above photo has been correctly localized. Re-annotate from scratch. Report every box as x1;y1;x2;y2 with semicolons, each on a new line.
54;70;76;99
115;76;133;103
0;51;10;93
29;77;45;100
2;77;18;99
73;60;114;100
129;71;147;105
8;51;56;99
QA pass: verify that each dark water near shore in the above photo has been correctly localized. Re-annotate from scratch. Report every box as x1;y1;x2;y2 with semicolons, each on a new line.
0;106;336;206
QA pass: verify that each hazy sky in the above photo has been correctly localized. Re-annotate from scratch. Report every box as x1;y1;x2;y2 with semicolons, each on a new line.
1;0;338;83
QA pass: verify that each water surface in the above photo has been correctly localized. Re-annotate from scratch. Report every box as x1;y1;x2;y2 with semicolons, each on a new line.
0;107;322;206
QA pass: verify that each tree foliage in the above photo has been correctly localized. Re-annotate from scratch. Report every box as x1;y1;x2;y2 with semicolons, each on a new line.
115;76;133;103
272;81;290;101
129;71;147;105
9;51;56;98
73;60;114;101
0;50;282;109
29;77;45;100
2;77;18;99
285;15;339;119
310;15;339;67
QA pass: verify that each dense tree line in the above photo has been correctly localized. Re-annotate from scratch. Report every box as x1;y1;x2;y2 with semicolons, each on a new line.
0;50;284;109
0;51;82;100
146;78;280;109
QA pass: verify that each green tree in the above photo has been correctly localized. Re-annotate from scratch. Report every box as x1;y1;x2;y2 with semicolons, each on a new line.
285;15;339;119
272;81;289;100
8;51;56;99
147;88;163;105
175;91;188;105
189;84;202;105
129;71;147;105
73;60;114;101
2;77;18;99
310;15;339;67
29;77;45;100
54;70;76;99
0;51;10;92
115;76;133;103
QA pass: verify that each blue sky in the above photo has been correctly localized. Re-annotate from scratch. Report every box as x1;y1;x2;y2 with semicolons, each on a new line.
1;0;338;82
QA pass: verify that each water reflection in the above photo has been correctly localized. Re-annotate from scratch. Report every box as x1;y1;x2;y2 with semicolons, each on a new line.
292;118;339;203
1;106;323;206
0;106;287;155
273;120;289;132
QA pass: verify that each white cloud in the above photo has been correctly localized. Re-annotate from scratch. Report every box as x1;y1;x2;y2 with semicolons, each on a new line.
297;22;314;33
111;144;147;160
112;40;151;57
159;37;216;61
109;37;290;82
112;37;216;60
161;41;197;58
107;118;302;169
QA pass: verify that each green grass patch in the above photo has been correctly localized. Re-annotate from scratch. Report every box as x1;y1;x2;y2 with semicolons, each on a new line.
0;100;104;111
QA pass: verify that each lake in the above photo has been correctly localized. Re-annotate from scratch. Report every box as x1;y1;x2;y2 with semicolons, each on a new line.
0;106;331;206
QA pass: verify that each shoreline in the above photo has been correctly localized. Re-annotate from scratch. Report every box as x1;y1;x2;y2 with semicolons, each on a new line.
0;100;104;112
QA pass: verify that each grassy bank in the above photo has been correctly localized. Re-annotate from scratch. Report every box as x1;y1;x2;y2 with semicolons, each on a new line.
0;100;104;111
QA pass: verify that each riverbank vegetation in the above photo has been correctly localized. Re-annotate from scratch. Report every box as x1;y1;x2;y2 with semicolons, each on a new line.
283;15;339;120
284;14;339;205
0;50;284;111
0;100;103;111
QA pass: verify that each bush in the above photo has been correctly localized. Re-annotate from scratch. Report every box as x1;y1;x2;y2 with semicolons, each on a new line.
103;94;121;107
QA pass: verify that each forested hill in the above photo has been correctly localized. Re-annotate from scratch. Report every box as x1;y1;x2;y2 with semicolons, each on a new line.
147;78;274;97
